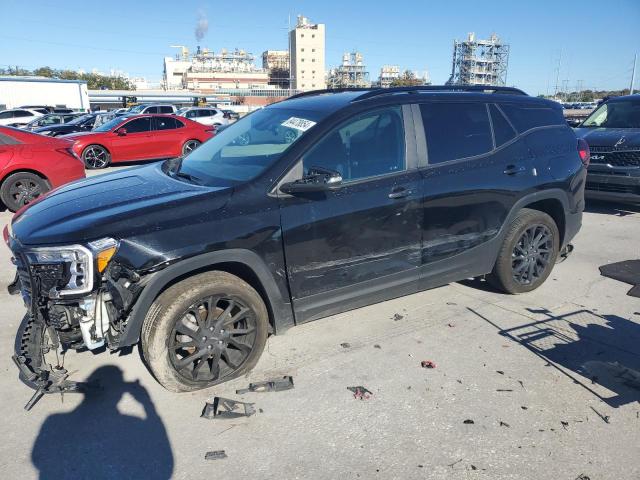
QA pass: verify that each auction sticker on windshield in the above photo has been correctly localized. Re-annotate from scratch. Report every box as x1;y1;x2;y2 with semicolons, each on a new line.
281;117;316;132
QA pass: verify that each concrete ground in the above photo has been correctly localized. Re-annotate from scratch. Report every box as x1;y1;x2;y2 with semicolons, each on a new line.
0;168;639;479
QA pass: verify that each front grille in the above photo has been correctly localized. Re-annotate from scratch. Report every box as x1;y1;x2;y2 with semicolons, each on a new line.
586;181;640;195
589;146;640;167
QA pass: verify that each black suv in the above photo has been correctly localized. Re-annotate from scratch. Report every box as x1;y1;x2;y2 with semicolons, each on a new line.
5;86;587;393
574;94;640;203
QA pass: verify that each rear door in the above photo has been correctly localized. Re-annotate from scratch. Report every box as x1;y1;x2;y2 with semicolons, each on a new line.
414;101;535;285
278;105;423;322
110;116;154;160
152;116;185;157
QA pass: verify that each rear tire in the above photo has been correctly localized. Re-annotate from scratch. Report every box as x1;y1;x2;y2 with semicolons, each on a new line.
141;271;269;392
182;139;201;155
487;208;560;294
0;172;49;212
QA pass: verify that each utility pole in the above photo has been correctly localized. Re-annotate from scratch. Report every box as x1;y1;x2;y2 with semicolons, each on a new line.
553;50;562;99
631;53;637;95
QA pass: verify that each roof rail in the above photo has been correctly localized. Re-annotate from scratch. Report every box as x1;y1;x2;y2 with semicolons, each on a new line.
288;87;372;100
352;85;528;102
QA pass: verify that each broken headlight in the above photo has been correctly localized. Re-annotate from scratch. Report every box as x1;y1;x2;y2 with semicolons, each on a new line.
24;238;118;297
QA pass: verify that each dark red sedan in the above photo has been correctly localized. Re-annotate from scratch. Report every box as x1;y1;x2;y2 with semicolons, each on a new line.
0;127;85;212
66;114;215;169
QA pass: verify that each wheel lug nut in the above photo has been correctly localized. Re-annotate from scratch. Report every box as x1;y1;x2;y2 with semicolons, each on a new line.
202;336;207;341
209;327;214;331
207;345;212;350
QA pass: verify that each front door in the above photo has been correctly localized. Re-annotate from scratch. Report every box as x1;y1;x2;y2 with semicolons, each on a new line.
278;105;423;322
110;116;153;160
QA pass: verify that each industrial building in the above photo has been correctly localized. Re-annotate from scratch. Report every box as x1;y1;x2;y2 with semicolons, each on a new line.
289;15;326;91
328;52;371;89
262;50;290;88
447;33;509;86
377;65;400;88
163;46;269;91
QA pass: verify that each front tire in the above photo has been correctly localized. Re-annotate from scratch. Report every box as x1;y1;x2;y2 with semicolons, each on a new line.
488;208;560;294
82;144;111;169
141;271;269;392
0;172;49;212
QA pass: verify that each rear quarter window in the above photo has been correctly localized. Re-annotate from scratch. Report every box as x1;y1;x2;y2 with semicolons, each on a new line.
500;103;565;132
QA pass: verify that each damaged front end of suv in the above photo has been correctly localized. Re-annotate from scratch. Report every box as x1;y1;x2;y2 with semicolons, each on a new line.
7;228;153;406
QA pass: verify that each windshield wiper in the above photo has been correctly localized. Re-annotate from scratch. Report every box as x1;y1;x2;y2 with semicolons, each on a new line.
172;170;204;185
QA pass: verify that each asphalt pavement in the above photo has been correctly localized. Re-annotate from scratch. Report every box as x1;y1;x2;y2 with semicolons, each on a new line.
0;170;638;479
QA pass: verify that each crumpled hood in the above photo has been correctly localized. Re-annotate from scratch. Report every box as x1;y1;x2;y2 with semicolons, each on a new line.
11;163;232;245
574;127;640;148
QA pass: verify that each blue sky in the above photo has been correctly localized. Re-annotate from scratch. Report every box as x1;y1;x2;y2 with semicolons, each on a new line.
1;0;638;94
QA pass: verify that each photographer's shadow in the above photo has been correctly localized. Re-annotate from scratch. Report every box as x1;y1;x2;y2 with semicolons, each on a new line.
32;366;173;480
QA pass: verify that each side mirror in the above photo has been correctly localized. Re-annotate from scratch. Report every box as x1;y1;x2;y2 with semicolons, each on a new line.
116;127;127;136
280;167;343;194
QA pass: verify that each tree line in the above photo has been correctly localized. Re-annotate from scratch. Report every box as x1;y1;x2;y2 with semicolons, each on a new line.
539;89;631;102
0;66;135;90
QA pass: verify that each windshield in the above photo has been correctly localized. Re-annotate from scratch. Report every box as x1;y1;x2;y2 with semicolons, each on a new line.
128;105;146;113
68;114;93;125
93;116;126;132
174;107;324;186
582;100;640;128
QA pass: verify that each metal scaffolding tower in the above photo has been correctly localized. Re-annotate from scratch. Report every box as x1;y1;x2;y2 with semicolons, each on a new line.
328;52;371;88
447;33;509;86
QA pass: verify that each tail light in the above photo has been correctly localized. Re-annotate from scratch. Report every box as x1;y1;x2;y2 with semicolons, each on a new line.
577;138;590;166
56;147;79;159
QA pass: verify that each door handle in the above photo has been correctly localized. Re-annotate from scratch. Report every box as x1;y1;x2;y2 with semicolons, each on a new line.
388;187;411;199
503;164;527;176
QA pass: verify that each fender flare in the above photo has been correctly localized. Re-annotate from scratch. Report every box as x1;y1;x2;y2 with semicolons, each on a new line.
117;249;295;347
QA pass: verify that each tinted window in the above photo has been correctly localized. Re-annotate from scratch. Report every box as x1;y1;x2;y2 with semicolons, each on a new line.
490;104;517;147
123;117;151;133
159;106;174;114
0;132;21;145
0;111;12;119
500;104;564;132
185;110;196;118
14;110;33;117
420;102;492;164
303;106;405;182
154;117;181;130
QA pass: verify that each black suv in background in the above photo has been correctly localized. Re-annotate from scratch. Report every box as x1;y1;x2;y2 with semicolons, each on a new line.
5;86;587;393
574;94;640;203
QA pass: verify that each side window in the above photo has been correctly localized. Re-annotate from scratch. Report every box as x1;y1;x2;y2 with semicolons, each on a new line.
0;112;12;119
154;117;180;130
41;115;62;125
185;110;196;118
500;104;565;132
145;106;158;114
123;117;151;133
14;110;32;117
303;106;405;182
196;109;209;117
489;104;517;147
420;102;492;164
159;106;174;114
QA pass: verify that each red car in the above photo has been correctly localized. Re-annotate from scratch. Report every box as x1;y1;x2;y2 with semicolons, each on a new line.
66;114;215;169
0;127;85;212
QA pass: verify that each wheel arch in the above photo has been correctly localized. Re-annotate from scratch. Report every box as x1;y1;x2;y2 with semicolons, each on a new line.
82;143;111;156
118;249;295;347
520;197;566;246
0;168;50;187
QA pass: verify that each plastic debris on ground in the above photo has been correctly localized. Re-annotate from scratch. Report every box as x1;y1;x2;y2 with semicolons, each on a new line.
347;386;373;400
201;397;256;419
421;360;436;369
204;450;227;460
236;376;294;394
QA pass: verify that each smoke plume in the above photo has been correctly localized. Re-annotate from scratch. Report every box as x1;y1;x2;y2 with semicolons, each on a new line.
195;10;208;42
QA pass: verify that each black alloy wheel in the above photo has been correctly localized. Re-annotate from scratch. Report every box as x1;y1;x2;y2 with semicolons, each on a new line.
82;145;111;169
511;224;553;285
169;296;257;382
